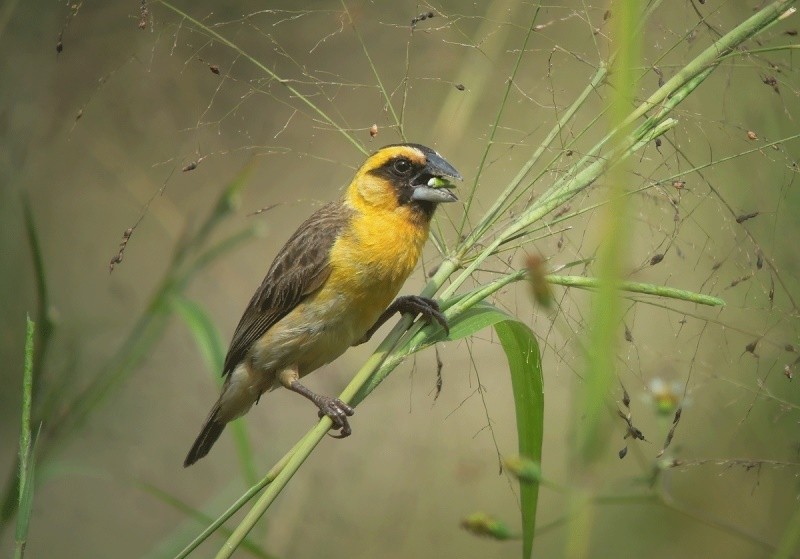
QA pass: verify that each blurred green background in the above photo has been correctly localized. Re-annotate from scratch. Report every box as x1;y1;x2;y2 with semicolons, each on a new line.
2;1;800;557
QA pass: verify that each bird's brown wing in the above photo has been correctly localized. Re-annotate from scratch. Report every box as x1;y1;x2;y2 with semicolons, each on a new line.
222;201;353;376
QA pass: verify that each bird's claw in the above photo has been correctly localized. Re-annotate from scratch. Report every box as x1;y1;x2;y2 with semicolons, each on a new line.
398;295;449;336
314;396;355;438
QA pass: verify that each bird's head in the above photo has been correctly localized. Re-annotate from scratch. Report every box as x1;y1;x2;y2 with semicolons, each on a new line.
349;143;461;221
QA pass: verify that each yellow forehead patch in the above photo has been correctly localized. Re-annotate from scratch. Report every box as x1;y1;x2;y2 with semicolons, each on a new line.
358;145;426;176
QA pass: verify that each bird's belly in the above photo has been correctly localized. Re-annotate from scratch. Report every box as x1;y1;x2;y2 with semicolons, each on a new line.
249;286;392;383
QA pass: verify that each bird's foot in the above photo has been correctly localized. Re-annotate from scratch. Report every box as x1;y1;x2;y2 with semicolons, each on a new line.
353;295;450;347
313;395;355;438
395;295;449;336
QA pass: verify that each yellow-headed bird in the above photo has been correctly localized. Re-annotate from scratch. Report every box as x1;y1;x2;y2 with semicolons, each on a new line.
184;143;460;466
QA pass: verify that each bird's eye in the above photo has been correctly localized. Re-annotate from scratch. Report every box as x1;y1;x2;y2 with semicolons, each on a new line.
391;158;413;176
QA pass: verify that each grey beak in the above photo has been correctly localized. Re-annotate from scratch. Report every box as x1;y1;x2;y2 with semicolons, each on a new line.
410;151;461;204
411;185;458;203
424;151;462;182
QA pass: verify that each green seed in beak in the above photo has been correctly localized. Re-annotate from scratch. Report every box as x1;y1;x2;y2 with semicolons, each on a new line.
427;177;455;189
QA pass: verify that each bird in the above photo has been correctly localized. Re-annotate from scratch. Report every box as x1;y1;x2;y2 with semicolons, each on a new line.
184;143;461;467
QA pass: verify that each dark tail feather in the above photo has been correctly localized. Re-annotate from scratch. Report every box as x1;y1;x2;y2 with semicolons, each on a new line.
184;405;226;467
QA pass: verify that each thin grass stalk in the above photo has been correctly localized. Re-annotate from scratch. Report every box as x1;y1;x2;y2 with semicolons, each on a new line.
20;195;53;398
546;276;724;307
442;118;677;301
140;481;274;558
457;3;542;237
463;65;608;251
155;0;367;156
340;0;402;139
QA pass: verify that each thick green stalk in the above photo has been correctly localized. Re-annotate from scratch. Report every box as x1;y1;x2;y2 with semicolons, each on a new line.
567;3;640;555
577;0;640;466
444;118;677;301
463;65;609;251
174;441;302;559
546;276;724;307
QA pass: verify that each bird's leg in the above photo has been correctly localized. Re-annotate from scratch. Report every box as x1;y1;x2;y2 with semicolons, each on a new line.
278;367;354;438
353;295;449;346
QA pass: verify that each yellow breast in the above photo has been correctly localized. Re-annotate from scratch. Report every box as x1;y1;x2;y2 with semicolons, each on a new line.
325;203;429;331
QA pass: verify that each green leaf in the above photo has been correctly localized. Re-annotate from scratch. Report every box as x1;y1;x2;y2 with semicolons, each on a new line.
446;302;513;340
170;296;225;372
405;301;516;361
418;301;513;347
494;319;543;559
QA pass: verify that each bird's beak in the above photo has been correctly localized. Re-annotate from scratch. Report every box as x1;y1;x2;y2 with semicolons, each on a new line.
411;152;461;204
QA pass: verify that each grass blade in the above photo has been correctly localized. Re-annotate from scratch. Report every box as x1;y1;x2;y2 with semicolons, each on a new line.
171;296;226;379
443;302;514;341
14;316;36;559
494;320;544;559
1;197;55;530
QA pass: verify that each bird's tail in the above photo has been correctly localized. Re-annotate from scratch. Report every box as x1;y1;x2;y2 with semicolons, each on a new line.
184;402;226;467
185;365;262;467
